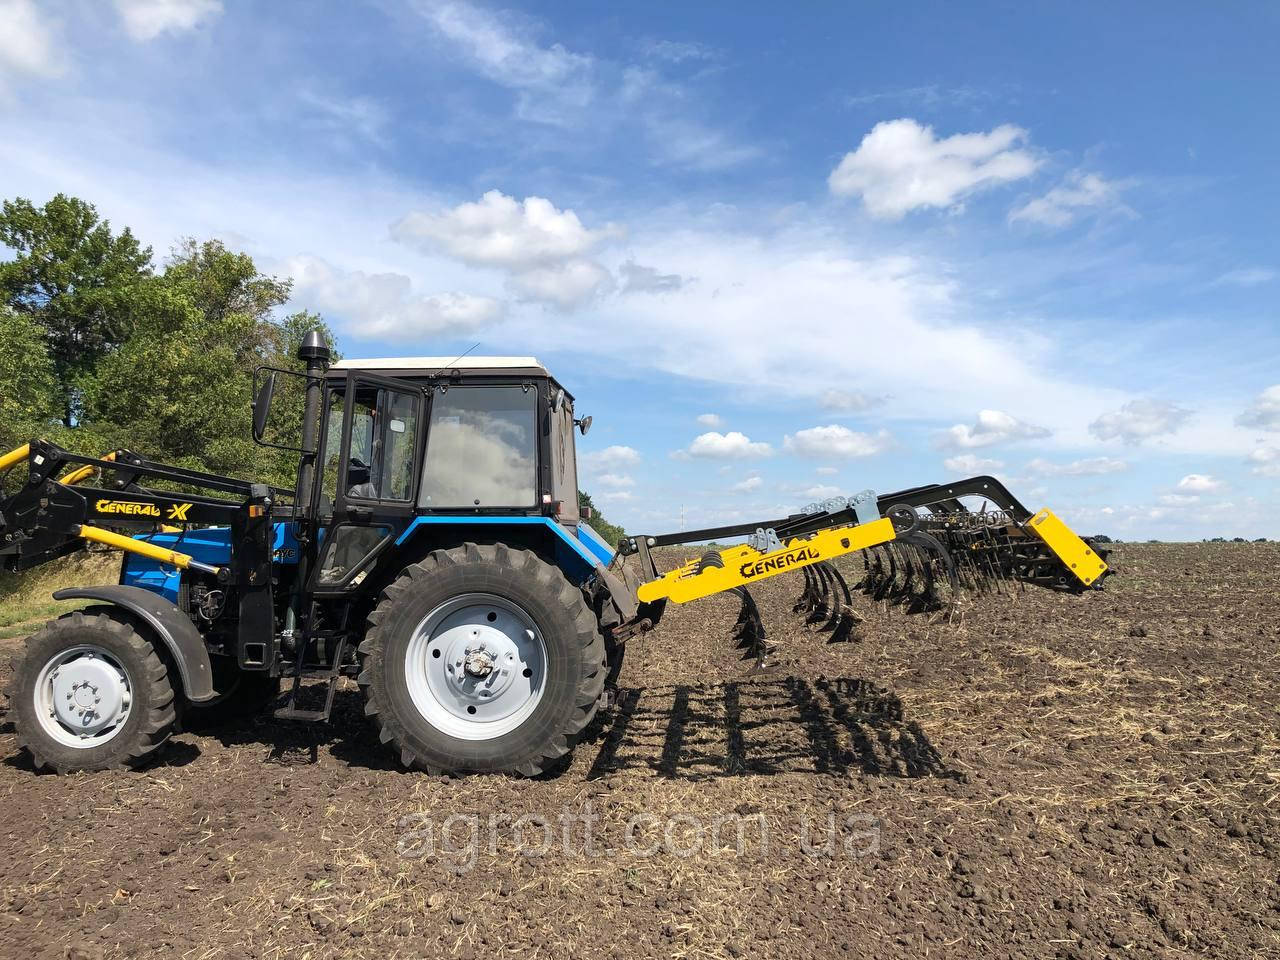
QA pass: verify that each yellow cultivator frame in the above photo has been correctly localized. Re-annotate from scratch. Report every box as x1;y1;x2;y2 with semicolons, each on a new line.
638;517;897;604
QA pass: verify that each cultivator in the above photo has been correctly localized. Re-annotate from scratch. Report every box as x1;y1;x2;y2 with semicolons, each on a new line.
620;477;1110;668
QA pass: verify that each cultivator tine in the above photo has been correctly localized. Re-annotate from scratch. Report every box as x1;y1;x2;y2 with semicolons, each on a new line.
901;530;959;617
823;561;860;642
805;562;833;625
794;565;821;614
729;586;774;670
871;544;897;602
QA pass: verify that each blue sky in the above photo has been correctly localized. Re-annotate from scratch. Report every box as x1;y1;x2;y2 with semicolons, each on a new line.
2;0;1277;539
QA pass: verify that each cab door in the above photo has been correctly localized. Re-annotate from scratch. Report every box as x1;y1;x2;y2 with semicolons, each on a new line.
313;372;425;592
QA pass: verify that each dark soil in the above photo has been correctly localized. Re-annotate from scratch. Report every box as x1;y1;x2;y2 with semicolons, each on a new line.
0;542;1277;959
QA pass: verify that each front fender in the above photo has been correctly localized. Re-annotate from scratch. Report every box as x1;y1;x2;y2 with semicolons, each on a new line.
52;585;216;702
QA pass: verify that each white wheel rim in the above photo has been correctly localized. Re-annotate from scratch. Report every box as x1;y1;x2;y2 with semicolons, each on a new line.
404;592;547;741
33;644;133;749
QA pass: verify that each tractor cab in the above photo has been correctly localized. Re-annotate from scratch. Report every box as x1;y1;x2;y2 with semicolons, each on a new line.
303;356;604;595
320;356;580;522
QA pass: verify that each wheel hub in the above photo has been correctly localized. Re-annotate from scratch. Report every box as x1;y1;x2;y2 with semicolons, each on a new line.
463;648;496;678
37;646;132;745
405;593;548;741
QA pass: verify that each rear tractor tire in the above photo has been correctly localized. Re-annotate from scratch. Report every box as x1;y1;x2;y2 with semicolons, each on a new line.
8;610;177;773
357;543;606;776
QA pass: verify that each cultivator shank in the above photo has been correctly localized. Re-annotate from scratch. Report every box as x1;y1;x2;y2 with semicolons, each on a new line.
618;476;1109;665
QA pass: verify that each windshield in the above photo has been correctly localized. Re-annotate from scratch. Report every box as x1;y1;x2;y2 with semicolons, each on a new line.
419;385;537;508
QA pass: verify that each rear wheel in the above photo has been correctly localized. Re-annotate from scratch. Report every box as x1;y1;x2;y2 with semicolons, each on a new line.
358;543;605;775
8;610;176;773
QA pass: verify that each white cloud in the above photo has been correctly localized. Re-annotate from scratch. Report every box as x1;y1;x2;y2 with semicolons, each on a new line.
1026;457;1129;476
283;254;501;341
413;0;594;124
298;90;389;145
828;118;1039;219
597;489;634;502
1177;474;1221;492
1009;170;1125;228
940;409;1050;450
1211;267;1276;289
731;475;763;493
393;190;619;308
581;445;641;470
784;425;891;458
495;226;1125;444
640;38;719;64
507;258;615;307
944;453;1004;474
595;473;634;488
114;0;222;41
819;388;878;412
695;413;723;427
1158;493;1199;506
1089;399;1191;444
0;0;64;84
844;84;993;109
414;3;751;167
683;431;773;459
1248;445;1280;476
637;109;763;171
815;466;838;476
619;259;686;293
1236;385;1280;431
393;190;615;269
802;484;843;500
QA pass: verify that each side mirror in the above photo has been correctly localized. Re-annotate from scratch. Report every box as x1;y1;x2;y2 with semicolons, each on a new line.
575;415;592;436
252;371;276;442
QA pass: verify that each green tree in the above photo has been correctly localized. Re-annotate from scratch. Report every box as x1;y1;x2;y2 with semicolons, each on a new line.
578;490;625;547
84;240;327;484
0;307;60;453
0;194;153;426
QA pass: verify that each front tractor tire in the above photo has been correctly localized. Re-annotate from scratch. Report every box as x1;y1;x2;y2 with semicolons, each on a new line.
358;543;605;776
8;610;177;774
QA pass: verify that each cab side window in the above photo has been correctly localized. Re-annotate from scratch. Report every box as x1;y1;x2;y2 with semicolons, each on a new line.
343;385;420;503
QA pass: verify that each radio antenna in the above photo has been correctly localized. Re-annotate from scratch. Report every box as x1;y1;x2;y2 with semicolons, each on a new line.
434;342;480;379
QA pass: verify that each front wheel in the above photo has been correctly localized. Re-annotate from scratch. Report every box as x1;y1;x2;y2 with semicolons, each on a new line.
357;543;605;775
8;610;176;773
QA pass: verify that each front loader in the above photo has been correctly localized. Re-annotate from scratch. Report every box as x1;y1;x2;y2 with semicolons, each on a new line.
0;331;1109;776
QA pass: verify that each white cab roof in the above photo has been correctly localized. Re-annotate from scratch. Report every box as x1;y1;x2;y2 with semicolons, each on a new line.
331;356;547;375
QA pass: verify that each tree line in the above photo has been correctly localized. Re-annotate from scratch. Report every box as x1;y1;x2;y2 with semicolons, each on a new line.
0;193;624;540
